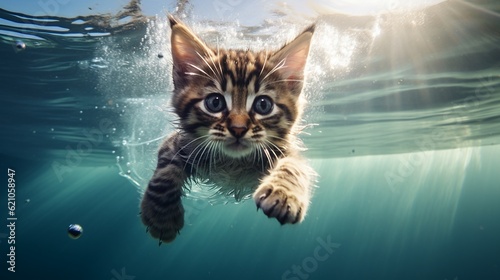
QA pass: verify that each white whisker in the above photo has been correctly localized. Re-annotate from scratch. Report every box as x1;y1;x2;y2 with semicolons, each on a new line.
266;134;294;146
257;143;265;172
193;138;212;175
258;50;269;79
260;143;274;169
171;135;208;160
195;51;222;82
265;79;303;86
262;57;287;83
184;138;210;175
185;63;219;85
216;39;224;79
263;140;282;162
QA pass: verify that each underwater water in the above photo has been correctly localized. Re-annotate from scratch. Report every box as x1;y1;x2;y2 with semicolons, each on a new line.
1;0;500;279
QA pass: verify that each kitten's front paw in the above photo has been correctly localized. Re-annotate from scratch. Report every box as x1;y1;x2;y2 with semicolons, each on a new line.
253;184;307;225
140;195;184;244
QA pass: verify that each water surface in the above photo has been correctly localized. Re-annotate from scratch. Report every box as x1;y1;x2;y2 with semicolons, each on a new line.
0;0;499;279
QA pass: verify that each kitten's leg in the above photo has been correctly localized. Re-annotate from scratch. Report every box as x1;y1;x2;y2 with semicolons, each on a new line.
140;133;187;243
253;156;314;224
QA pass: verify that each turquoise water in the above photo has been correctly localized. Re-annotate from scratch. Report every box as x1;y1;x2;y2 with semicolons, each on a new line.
1;1;500;279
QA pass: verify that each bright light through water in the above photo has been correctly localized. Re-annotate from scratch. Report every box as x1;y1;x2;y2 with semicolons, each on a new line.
305;0;446;15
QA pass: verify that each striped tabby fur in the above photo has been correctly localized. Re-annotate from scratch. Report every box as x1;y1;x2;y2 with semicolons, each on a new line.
140;15;316;244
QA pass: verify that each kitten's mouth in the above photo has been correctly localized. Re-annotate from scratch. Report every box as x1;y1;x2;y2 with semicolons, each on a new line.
223;138;252;157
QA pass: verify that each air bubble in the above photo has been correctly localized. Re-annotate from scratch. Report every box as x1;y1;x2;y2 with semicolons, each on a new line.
78;60;89;69
13;40;26;53
122;140;127;146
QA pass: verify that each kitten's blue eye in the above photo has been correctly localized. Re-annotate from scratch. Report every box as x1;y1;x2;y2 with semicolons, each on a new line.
204;93;226;113
253;95;274;115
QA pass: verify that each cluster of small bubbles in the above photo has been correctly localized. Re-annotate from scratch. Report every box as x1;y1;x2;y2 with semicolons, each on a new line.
78;60;89;70
112;127;117;133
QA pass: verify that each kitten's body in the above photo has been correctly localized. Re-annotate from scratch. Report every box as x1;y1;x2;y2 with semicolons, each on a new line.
141;16;316;244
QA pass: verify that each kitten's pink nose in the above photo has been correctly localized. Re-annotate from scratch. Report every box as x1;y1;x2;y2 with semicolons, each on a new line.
230;125;248;138
228;114;249;138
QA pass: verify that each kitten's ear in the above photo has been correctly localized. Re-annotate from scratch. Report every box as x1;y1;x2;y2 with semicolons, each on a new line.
168;15;214;89
269;25;315;93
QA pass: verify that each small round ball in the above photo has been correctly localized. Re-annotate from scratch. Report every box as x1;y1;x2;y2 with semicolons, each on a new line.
68;224;83;239
15;41;26;51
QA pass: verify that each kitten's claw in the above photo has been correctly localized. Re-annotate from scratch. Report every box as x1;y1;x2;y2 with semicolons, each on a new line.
277;205;292;225
253;185;307;225
263;199;280;216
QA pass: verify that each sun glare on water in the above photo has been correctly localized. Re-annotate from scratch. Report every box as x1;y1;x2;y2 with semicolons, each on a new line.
306;0;446;15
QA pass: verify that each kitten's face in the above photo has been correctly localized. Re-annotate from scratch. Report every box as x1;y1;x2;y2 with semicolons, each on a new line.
168;17;314;159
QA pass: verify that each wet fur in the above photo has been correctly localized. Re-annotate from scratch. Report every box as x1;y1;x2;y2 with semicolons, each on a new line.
140;16;316;244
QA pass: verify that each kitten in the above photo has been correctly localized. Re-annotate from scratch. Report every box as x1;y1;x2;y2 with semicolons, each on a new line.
140;15;316;244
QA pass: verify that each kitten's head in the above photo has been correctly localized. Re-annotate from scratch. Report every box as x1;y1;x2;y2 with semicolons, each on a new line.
168;16;314;159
